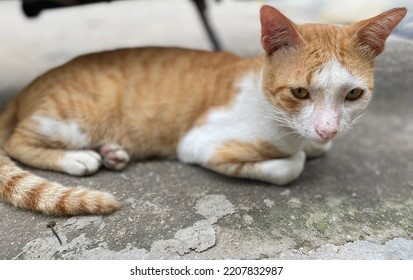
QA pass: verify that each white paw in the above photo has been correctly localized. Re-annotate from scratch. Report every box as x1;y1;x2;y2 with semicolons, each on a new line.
99;144;130;171
60;150;102;176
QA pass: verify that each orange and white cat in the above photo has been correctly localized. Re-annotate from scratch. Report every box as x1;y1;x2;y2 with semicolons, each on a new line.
0;6;406;216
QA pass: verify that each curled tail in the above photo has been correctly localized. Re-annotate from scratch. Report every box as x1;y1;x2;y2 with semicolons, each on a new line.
0;99;119;216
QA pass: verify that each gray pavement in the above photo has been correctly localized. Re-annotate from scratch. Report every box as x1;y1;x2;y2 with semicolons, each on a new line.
0;0;412;260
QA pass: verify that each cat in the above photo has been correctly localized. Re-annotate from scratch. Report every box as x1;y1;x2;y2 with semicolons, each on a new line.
0;5;406;216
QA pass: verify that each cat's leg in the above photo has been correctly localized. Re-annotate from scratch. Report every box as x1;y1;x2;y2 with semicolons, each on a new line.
178;131;306;185
206;151;306;185
4;131;102;176
98;144;130;171
4;116;102;176
304;141;333;158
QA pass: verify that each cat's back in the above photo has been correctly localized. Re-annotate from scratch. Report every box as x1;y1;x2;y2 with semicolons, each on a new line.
16;47;242;116
70;47;241;73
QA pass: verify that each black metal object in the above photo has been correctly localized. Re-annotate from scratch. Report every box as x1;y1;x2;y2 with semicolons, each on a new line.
22;0;114;17
21;0;222;51
191;0;221;51
46;221;63;245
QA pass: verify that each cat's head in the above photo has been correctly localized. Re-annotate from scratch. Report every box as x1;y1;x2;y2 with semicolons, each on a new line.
260;5;406;142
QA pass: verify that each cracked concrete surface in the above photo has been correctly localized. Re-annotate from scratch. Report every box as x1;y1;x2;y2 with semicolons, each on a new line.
13;194;235;260
0;0;412;260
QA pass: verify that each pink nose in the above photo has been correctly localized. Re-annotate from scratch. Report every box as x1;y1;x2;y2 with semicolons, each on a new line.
316;127;337;140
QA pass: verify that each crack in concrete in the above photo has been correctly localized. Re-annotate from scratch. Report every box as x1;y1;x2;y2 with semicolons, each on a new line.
147;194;236;259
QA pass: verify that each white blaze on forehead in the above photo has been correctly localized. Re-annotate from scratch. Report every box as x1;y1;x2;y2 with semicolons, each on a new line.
311;58;363;99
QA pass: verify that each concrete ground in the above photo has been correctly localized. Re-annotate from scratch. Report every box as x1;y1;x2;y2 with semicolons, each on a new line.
0;0;412;260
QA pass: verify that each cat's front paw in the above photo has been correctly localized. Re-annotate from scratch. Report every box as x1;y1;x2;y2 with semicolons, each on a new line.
304;141;333;158
99;144;130;171
60;150;102;176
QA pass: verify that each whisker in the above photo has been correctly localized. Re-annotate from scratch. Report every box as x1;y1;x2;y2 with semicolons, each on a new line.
352;111;366;125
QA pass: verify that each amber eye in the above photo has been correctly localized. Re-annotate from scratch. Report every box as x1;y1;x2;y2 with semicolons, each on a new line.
346;88;364;101
291;88;310;99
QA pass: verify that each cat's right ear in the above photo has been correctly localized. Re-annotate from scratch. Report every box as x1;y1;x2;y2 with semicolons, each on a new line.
260;5;303;55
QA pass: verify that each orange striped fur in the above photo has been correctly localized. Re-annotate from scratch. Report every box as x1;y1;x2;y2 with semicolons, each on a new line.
0;6;406;215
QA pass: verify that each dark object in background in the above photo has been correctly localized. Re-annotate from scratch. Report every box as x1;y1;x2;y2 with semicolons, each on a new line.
22;0;112;17
21;0;222;51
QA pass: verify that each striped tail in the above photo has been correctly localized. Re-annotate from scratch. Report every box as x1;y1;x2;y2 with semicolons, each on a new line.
0;99;119;216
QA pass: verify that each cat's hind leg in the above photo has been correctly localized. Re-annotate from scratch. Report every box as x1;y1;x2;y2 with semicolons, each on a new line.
4;132;102;176
4;116;102;176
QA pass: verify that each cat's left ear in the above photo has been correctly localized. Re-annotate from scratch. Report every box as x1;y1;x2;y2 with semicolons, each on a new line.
354;8;407;56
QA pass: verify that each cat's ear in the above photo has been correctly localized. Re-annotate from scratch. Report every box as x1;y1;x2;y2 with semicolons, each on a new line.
260;5;303;55
354;8;407;56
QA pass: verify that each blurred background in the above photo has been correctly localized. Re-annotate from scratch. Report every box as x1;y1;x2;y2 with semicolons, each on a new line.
0;0;412;101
